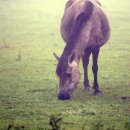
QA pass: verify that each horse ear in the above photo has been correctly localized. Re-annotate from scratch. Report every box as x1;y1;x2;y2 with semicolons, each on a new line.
69;52;75;63
68;61;78;68
53;53;60;61
68;52;78;67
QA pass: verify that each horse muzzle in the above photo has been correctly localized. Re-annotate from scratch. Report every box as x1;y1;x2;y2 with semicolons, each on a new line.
57;91;71;100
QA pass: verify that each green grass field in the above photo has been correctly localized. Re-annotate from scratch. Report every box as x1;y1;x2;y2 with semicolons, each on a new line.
0;0;130;129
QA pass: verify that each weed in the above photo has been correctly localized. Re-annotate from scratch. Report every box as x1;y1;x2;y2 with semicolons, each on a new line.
49;115;62;130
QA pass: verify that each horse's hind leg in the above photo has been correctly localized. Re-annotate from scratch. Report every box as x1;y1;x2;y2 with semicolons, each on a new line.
92;47;101;95
82;48;91;91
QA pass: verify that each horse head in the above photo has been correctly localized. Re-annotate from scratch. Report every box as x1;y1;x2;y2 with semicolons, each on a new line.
54;53;80;100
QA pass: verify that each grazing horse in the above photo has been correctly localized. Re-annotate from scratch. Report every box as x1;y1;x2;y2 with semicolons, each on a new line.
54;0;110;100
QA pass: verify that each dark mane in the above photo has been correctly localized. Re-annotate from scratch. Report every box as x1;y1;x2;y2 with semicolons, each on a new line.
62;1;94;58
57;1;94;76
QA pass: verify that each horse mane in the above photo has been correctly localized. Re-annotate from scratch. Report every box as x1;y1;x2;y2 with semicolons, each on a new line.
62;0;94;59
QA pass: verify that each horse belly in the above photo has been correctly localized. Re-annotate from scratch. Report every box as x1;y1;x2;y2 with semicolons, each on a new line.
99;11;110;47
83;10;110;48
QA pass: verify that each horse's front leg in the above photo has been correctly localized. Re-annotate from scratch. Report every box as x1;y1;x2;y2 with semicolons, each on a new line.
82;48;91;91
92;47;101;95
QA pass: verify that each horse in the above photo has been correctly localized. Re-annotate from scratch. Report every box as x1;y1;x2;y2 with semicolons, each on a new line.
53;0;110;100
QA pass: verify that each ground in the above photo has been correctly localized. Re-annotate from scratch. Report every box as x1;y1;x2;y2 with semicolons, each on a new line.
0;0;130;129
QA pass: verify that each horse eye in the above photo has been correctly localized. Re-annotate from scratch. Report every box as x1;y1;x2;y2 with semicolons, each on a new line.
66;73;71;78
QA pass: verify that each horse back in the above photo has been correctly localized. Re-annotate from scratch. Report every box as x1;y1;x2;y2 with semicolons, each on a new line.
61;0;110;47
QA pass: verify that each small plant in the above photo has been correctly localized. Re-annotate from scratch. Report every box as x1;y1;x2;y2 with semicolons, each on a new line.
91;121;104;130
125;117;130;130
49;114;62;130
6;122;25;130
16;52;21;62
90;121;116;130
106;125;115;130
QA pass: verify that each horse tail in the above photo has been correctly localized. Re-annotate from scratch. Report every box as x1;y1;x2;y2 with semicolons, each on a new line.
68;1;94;44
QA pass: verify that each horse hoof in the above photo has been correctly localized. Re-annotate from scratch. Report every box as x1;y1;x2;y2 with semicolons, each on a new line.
84;87;90;91
93;91;102;96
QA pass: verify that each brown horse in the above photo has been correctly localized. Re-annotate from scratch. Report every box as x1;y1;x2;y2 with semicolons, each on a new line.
54;0;110;100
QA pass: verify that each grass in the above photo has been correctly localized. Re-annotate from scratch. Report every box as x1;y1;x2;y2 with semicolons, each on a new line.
0;0;130;129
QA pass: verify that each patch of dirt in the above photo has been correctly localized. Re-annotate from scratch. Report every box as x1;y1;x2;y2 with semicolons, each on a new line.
30;88;54;93
121;96;130;101
0;44;10;49
48;33;55;36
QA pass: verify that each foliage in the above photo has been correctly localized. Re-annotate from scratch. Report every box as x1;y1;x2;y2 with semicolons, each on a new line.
49;114;62;130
